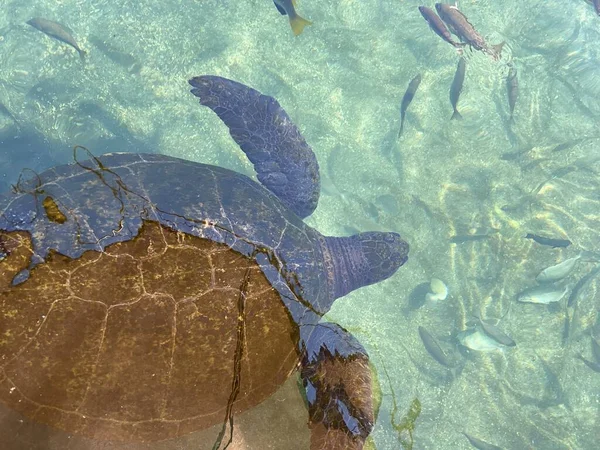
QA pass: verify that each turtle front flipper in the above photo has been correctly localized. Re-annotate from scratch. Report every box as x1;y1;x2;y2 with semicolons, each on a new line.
300;323;374;450
189;75;320;219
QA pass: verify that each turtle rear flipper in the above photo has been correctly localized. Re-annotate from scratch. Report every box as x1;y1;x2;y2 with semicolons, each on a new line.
300;323;374;449
189;75;320;219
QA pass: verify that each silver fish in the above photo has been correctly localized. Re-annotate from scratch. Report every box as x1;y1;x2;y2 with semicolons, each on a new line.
450;57;466;120
476;314;516;347
536;255;581;283
517;284;569;304
418;326;454;367
418;6;465;49
458;329;504;352
435;4;504;60
27;18;86;60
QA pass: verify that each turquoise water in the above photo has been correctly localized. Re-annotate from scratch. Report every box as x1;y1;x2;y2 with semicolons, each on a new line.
1;0;600;449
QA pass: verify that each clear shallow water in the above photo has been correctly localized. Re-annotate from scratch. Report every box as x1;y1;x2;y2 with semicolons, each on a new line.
0;0;599;449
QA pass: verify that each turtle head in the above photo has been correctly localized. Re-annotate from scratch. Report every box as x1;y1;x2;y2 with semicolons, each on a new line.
321;232;409;300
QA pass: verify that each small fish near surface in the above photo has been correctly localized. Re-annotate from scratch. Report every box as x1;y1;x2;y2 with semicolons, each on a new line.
398;74;422;138
418;6;465;49
272;0;312;36
435;3;504;60
27;18;86;60
517;284;569;304
450;57;466;120
525;233;571;248
506;66;518;123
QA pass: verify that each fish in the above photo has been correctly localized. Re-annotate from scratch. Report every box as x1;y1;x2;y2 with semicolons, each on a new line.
593;337;600;362
506;66;518;123
517;284;569;304
567;264;600;307
398;74;422;138
450;57;466;120
272;0;312;36
536;255;581;283
89;36;142;74
577;354;600;372
463;432;504;450
458;329;504;352
525;233;571;248
418;6;465;49
435;3;504;60
418;326;454;367
27;18;86;60
475;314;516;347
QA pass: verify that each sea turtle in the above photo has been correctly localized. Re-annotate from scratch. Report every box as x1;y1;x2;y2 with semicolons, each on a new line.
0;76;409;449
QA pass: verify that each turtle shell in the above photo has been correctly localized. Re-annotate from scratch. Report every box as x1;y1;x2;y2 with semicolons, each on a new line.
0;152;328;443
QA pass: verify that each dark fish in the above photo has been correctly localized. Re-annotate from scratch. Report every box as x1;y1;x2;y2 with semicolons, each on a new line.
449;228;498;243
450;57;466;120
435;4;504;60
27;18;85;60
273;0;312;35
89;36;141;74
418;326;454;367
578;354;600;372
506;66;518;123
525;233;571;248
592;337;600;362
475;314;516;347
418;6;465;49
398;74;422;137
463;432;504;450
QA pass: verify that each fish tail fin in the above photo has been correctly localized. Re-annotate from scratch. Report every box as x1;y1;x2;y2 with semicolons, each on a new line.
451;110;462;120
398;117;405;138
290;15;312;36
509;114;515;125
78;48;87;61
